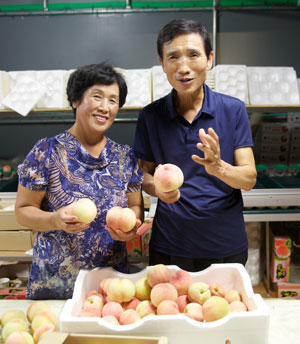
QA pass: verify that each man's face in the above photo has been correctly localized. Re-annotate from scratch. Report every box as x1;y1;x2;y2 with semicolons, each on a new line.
160;33;214;98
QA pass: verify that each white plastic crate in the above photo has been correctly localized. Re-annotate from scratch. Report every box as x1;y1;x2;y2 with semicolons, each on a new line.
0;70;10;110
36;70;70;109
247;67;300;105
215;64;248;103
3;71;46;116
151;65;172;101
120;68;152;108
59;264;270;344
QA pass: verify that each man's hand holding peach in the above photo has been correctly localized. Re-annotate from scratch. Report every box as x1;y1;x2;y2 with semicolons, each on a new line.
153;163;184;203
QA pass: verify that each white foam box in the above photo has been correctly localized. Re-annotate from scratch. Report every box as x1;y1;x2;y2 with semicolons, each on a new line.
152;65;172;101
0;70;10;109
36;70;70;109
59;264;270;344
247;67;300;105
215;64;249;104
120;68;152;108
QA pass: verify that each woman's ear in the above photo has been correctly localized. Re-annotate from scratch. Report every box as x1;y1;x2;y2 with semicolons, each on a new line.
72;100;78;109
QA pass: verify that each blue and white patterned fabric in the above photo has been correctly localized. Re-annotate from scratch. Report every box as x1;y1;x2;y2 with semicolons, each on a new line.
18;130;143;300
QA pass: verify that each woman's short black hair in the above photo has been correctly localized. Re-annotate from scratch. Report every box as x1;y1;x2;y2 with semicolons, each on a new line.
67;61;127;115
157;19;212;60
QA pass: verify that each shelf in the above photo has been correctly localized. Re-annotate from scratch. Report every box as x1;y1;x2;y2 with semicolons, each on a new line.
0;251;32;262
246;105;300;113
0;105;299;125
242;188;300;208
243;208;300;222
0;108;139;124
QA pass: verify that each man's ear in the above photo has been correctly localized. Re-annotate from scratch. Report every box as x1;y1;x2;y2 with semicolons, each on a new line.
159;57;165;73
207;51;214;71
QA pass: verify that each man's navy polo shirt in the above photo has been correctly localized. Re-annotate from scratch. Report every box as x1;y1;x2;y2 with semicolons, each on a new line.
133;84;254;259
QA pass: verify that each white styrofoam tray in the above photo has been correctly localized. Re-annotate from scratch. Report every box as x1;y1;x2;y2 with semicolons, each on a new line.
59;264;270;344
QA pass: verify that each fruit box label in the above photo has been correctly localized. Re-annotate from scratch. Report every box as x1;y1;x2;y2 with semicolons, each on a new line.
0;287;26;299
126;219;152;258
277;282;300;299
272;236;292;283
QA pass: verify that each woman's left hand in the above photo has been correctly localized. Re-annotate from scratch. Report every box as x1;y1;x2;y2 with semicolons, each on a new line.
105;219;142;242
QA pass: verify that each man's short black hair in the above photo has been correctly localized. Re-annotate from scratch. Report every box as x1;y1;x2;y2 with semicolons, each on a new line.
157;19;212;60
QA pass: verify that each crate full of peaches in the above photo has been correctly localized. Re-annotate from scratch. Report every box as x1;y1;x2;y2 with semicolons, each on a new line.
59;264;270;344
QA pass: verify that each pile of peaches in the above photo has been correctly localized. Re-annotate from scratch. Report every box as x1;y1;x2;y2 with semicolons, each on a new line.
78;264;248;326
0;301;57;344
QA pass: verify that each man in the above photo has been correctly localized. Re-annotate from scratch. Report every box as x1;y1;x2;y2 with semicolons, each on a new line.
133;19;257;272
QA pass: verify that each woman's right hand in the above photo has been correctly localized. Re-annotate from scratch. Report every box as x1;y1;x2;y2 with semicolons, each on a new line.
53;206;90;233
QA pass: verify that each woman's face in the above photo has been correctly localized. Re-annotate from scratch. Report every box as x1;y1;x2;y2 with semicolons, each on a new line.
72;82;120;135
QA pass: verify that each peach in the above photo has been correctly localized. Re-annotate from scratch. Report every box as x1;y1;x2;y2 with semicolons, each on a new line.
119;309;141;325
134;277;152;301
26;301;50;323
99;278;112;296
122;296;140;310
170;270;192;296
150;282;178;307
31;311;58;333
136;300;157;318
86;290;103;299
106;278;135;303
1;309;26;327
33;323;55;343
106;206;136;232
202;296;230;322
5;331;34;344
176;295;190;313
147;264;171;287
229;300;248;312
69;198;97;224
101;301;123;321
157;300;179;315
224;289;241;304
1;320;30;342
184;302;204;322
188;282;211;305
82;294;104;317
102;315;120;325
209;282;227;298
153;163;184;192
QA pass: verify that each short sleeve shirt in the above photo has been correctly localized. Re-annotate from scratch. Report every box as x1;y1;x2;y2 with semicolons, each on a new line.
133;84;253;259
18;130;143;299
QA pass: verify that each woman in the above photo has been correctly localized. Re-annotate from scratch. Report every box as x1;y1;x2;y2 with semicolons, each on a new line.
15;62;144;299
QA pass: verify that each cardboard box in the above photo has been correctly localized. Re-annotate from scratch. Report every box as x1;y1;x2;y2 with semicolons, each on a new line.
0;230;34;251
272;236;292;283
126;219;152;259
0;201;27;230
277;282;300;299
0;286;26;299
40;332;168;344
59;264;270;344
